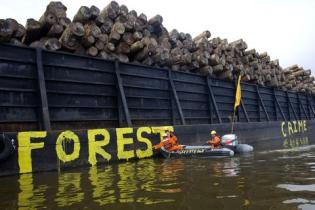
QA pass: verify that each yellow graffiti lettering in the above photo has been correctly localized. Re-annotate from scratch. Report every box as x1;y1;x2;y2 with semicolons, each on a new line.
151;126;174;141
292;121;298;133
304;120;307;132
287;122;294;136
281;122;287;137
88;129;111;165
116;128;134;160
136;127;153;159
18;131;46;174
56;131;80;163
284;136;309;149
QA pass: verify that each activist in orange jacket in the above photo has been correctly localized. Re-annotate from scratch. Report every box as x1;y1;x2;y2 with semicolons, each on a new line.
207;130;221;148
153;131;184;152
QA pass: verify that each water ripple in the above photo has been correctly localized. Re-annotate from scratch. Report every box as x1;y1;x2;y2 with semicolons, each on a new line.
277;184;315;192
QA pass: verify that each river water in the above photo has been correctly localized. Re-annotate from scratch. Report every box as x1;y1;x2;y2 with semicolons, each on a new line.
1;144;315;210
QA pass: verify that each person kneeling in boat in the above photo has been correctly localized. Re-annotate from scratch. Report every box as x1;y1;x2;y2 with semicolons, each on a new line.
207;130;221;148
154;130;184;152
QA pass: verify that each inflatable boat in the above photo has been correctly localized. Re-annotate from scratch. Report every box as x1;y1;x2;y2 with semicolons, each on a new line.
157;134;253;159
160;146;235;158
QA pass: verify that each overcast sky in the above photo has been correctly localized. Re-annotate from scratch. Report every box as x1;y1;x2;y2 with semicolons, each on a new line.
1;0;314;73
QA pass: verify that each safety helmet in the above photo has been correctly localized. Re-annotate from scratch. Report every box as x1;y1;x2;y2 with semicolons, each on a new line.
162;134;168;140
211;130;216;135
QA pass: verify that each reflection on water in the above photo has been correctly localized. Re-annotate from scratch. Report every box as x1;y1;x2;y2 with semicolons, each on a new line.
18;174;47;210
55;173;84;207
1;145;315;209
283;199;315;210
117;162;137;203
89;166;116;206
278;184;315;192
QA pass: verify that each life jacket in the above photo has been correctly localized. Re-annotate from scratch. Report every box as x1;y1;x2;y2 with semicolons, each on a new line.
163;136;177;150
208;135;221;148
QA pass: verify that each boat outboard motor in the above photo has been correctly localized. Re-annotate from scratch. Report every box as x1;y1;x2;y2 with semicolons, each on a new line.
221;134;253;153
221;134;238;146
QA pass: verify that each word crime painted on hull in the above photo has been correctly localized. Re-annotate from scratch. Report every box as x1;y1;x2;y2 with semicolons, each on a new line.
281;120;309;149
281;120;307;137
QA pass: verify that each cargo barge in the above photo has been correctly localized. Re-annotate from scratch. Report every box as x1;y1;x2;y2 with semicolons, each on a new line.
0;44;314;176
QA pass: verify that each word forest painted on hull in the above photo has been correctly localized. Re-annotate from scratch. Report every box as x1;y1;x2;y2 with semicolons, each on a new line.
4;126;173;175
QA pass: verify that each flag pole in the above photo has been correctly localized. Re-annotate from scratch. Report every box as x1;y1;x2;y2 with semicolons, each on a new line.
231;108;236;133
231;74;241;134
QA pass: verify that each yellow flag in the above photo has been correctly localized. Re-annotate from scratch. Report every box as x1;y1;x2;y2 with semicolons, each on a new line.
234;75;242;111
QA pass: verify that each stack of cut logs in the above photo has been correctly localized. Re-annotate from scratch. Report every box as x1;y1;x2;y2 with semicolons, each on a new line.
0;1;314;94
283;65;315;92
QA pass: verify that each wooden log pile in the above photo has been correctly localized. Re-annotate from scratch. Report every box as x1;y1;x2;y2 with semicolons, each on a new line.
0;18;26;46
282;65;315;93
0;1;314;94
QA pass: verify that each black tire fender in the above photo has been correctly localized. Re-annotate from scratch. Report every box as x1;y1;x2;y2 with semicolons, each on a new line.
0;134;16;162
